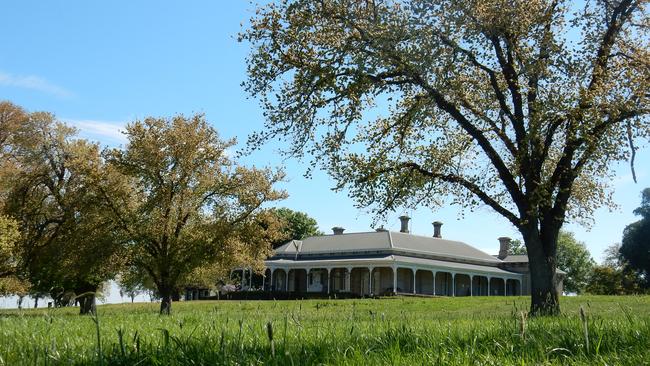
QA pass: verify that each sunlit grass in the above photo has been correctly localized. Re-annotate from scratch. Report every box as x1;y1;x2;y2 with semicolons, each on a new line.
0;296;648;365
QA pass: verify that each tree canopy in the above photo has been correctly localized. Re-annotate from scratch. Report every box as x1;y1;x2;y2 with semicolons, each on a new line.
554;231;595;294
0;102;126;313
271;207;323;248
242;0;649;315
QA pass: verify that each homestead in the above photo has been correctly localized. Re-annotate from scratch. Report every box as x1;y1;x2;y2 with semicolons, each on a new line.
218;216;565;299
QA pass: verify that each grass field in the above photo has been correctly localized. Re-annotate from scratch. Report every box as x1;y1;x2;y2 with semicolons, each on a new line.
0;296;649;365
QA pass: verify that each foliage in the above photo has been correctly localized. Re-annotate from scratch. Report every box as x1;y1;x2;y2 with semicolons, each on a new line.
554;232;594;294
103;114;287;314
0;101;28;150
620;188;650;287
0;276;29;297
510;239;527;255
0;215;20;278
585;243;645;295
0;215;25;298
586;265;643;295
242;0;649;315
0;101;29;207
602;243;625;269
0;296;649;365
182;208;286;289
271;207;323;248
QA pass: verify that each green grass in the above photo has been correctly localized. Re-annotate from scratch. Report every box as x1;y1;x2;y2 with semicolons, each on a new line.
1;296;649;365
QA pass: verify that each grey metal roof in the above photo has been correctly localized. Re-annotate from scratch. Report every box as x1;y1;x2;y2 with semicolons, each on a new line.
499;255;529;263
274;231;392;255
390;232;500;263
273;231;501;264
494;254;566;275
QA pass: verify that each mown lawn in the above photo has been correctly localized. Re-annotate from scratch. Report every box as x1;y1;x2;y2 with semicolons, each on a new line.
0;296;648;365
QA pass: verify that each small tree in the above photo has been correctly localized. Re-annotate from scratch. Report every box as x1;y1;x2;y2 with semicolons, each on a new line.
586;264;643;295
586;266;625;295
603;243;625;269
586;243;643;294
104;114;286;314
509;239;527;255
117;268;152;303
555;231;595;294
242;0;649;315
271;208;323;248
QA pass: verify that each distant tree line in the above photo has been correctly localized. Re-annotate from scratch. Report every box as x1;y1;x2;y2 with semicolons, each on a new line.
588;188;650;295
0;101;320;314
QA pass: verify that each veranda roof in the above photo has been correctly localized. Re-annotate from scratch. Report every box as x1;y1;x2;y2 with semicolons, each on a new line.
266;254;521;277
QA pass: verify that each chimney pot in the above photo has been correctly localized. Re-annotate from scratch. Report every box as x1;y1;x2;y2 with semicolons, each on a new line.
375;226;388;232
498;237;511;259
332;227;345;235
398;215;410;233
432;221;443;238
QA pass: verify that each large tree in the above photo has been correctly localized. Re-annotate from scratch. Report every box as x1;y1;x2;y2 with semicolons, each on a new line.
103;114;286;314
0;102;32;301
242;0;649;314
620;188;650;287
1;102;126;314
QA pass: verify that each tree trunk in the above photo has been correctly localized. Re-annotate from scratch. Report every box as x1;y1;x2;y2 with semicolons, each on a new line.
34;295;39;309
524;229;560;316
159;286;173;315
78;293;97;315
77;284;98;315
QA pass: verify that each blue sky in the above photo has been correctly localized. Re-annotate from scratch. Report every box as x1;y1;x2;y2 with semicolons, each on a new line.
1;0;648;267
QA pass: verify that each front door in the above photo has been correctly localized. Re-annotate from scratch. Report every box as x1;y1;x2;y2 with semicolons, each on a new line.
308;270;323;292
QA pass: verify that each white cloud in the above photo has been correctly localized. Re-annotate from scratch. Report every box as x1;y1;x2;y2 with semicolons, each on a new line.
0;71;73;98
64;118;127;145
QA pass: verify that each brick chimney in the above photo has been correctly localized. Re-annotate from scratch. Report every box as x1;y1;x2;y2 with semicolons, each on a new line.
332;227;345;235
432;221;443;238
498;237;511;259
399;215;410;233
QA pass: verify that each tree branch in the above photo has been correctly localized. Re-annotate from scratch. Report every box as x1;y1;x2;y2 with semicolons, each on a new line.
374;161;521;227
